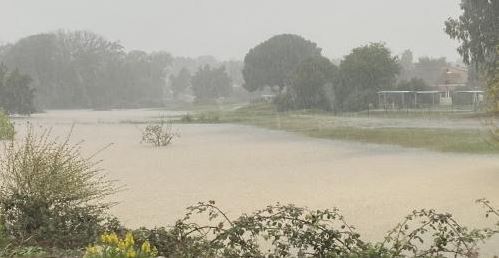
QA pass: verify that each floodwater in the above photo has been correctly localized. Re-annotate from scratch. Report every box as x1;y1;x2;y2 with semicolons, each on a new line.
14;109;499;255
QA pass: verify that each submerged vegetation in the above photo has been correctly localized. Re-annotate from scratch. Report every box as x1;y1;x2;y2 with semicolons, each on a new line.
141;121;179;147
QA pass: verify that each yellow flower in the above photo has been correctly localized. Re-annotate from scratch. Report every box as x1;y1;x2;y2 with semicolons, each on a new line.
118;240;127;250
84;245;100;257
100;232;120;245
124;232;135;248
110;233;120;245
141;241;151;254
126;249;137;258
100;233;108;243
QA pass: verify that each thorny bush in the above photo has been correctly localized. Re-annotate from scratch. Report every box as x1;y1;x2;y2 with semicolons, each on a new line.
134;200;498;257
0;125;119;249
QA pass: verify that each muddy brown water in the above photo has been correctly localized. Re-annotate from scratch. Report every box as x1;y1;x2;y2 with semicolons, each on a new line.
13;109;499;255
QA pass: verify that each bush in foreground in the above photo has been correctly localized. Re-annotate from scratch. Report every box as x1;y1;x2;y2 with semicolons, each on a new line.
0;125;119;249
127;200;498;257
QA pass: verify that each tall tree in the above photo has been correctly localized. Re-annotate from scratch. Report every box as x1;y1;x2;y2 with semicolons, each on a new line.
121;50;172;107
0;65;35;115
290;57;338;110
398;49;415;81
1;33;63;108
445;0;498;109
170;68;191;98
0;30;172;109
242;34;322;92
445;0;498;72
337;43;400;111
191;65;232;102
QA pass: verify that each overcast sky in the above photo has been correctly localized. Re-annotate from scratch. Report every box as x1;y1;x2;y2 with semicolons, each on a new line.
1;0;462;61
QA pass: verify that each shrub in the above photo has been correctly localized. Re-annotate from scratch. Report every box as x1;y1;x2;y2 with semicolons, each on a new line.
141;121;179;147
0;216;9;257
132;225;216;257
179;112;221;124
273;92;295;112
179;114;193;123
0;126;119;249
138;200;498;257
84;232;157;258
196;112;220;123
0;111;14;140
5;246;47;257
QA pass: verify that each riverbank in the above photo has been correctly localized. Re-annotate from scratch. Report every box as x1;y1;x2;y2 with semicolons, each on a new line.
173;104;499;154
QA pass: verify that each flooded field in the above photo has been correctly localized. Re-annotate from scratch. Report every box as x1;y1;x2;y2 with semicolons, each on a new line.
15;109;499;254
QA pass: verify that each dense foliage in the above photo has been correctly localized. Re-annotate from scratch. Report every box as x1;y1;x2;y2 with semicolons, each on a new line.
0;31;171;109
126;200;499;257
0;126;119;249
445;0;498;109
191;65;232;102
445;0;498;72
336;43;400;111
242;39;410;112
0;65;35;115
288;56;338;111
242;34;322;93
169;67;191;98
170;56;244;87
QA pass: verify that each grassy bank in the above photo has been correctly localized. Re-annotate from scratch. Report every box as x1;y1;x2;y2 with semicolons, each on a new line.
174;104;499;154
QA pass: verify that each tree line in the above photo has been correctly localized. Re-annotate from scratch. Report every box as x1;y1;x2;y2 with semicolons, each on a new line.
0;30;241;113
242;35;428;112
169;64;235;103
242;0;497;113
0;65;35;115
0;31;171;110
0;31;449;115
1;0;495;115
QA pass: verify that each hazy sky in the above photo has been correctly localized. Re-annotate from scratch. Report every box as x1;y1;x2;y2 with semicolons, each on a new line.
1;0;462;61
